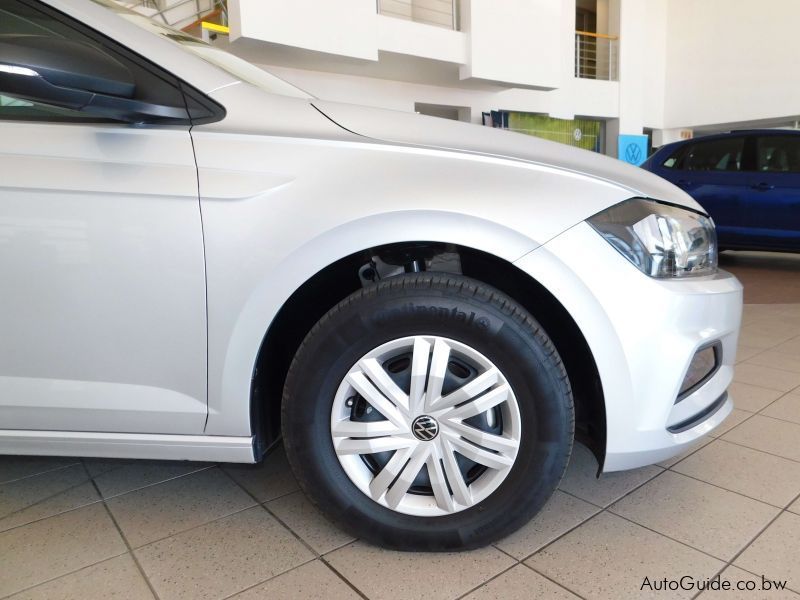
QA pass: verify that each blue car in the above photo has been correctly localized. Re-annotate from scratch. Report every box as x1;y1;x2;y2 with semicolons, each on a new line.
642;130;800;252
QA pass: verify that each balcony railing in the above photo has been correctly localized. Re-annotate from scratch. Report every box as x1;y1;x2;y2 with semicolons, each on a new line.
377;0;458;30
575;30;618;81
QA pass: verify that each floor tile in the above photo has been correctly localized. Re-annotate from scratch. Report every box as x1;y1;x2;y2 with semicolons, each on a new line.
657;436;713;469
82;458;136;478
735;512;800;592
698;565;799;599
790;497;800;516
94;461;211;498
558;443;663;507
732;363;800;393
609;471;777;560
526;512;724;600
136;506;313;600
762;392;800;425
708;408;752;438
223;448;299;502
325;540;515;600
7;554;154;600
0;456;79;484
772;336;800;358
463;564;580;600
0;503;126;597
737;329;795;351
745;351;800;375
106;467;255;547
735;345;765;363
672;439;800;507
726;382;784;413
0;463;89;518
0;481;100;533
723;414;800;462
494;490;599;560
230;560;359;600
266;491;354;555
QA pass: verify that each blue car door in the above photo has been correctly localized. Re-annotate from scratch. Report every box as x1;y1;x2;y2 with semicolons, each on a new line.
742;134;800;251
662;136;750;248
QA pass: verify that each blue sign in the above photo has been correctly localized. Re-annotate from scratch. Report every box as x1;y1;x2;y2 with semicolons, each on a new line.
618;134;648;166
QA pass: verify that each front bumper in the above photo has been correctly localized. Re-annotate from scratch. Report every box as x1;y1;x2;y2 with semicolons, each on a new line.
514;222;742;472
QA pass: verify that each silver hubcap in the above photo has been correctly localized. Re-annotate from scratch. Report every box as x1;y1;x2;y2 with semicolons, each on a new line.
331;335;522;517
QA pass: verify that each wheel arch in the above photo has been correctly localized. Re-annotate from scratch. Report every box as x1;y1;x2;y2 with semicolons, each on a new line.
250;242;606;467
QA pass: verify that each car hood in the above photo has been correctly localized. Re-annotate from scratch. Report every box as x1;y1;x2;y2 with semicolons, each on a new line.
313;100;702;213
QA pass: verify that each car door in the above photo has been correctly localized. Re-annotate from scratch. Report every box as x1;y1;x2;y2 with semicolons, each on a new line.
662;136;749;248
742;134;800;251
0;0;207;434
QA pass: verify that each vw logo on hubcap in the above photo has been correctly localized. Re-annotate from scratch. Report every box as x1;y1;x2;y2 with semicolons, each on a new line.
412;415;439;441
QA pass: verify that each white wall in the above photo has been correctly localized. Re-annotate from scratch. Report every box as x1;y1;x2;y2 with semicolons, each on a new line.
662;0;800;129
459;0;563;89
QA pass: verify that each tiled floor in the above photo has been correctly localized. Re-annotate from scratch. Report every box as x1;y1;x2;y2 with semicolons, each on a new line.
3;258;800;599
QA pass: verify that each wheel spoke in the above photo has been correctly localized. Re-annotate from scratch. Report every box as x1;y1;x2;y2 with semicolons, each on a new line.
368;445;416;500
442;419;519;453
346;371;407;428
443;384;509;421
430;367;499;411
331;419;403;438
426;444;454;512
423;338;451;411
335;435;416;456
439;437;471;506
385;444;431;509
443;431;514;470
408;338;431;415
358;357;410;414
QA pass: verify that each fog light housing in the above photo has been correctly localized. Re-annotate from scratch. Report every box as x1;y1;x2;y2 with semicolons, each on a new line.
677;343;721;402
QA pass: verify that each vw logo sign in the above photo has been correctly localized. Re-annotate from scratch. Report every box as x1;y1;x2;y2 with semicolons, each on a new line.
625;143;642;164
412;415;439;441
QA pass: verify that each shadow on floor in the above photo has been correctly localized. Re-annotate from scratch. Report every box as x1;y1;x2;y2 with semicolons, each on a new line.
720;251;800;304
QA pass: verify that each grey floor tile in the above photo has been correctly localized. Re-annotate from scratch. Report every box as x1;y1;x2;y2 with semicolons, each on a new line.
526;512;724;600
727;382;784;413
0;503;126;597
732;363;800;393
735;511;800;592
463;564;580;600
93;461;211;498
708;408;752;438
745;351;800;375
790;497;800;515
609;471;778;560
325;540;515;600
230;560;359;600
82;458;136;478
494;490;599;560
558;443;663;507
135;506;313;600
0;481;100;533
7;554;154;600
106;467;255;548
223;448;299;502
0;456;79;484
266;491;354;555
0;463;90;518
672;439;800;507
658;436;713;469
698;565;799;599
762;392;800;425
723;414;800;462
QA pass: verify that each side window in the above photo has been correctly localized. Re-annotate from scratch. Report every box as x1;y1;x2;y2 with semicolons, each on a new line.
661;148;684;169
756;136;800;173
0;0;191;124
681;138;744;172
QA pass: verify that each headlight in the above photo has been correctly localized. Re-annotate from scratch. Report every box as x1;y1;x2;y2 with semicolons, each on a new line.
587;198;717;278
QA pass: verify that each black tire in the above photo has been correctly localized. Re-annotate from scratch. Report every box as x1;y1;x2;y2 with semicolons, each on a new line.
281;273;574;551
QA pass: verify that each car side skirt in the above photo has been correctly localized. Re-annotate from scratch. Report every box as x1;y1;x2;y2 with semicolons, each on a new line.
0;430;256;463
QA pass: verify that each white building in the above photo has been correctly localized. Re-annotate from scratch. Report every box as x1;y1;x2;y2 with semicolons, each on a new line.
212;0;800;158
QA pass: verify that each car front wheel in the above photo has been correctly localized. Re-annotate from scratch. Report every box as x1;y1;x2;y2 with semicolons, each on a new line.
282;273;574;550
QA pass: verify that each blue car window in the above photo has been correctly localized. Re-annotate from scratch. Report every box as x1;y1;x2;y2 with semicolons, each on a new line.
756;136;800;173
681;138;744;172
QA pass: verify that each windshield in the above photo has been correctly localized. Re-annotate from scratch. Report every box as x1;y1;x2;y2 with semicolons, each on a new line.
89;0;313;99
